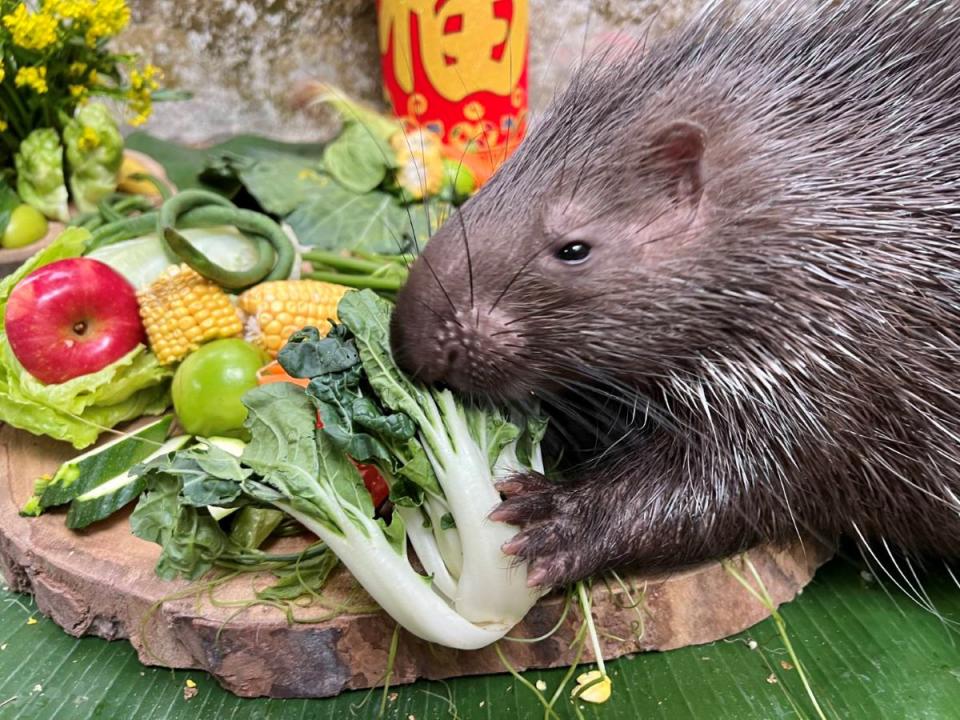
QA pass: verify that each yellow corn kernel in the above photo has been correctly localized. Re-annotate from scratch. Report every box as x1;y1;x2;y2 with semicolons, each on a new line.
238;280;351;356
138;264;243;365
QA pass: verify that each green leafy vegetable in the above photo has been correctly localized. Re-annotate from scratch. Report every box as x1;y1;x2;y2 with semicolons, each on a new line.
228;507;284;550
130;473;230;580
15;128;69;222
322;123;392;194
210;154;328;216
286;184;411;253
124;132;326;192
63;103;123;212
266;290;546;647
126;289;546;649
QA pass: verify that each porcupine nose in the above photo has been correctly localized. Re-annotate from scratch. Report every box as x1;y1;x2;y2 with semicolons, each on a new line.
389;297;465;386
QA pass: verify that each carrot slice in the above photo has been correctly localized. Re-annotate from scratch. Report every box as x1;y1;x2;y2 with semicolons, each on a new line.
256;361;309;387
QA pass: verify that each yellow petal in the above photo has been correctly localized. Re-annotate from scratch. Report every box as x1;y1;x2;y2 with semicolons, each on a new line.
573;670;612;704
185;679;197;688
26;617;38;625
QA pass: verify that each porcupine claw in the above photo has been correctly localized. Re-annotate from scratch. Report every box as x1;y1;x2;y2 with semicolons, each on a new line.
492;472;597;588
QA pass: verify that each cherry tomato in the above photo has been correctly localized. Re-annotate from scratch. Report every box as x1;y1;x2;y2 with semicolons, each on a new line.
172;339;269;438
355;462;390;509
2;204;48;249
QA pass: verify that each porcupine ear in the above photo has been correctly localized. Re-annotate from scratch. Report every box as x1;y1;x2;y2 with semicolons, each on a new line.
650;120;706;205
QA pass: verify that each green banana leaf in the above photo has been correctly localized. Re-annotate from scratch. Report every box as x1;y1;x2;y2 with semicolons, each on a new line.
0;558;957;719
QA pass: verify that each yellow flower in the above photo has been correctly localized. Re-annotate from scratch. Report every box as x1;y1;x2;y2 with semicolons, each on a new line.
3;3;59;50
0;62;5;84
15;66;48;95
84;0;129;45
68;62;88;77
0;120;8;133
69;84;88;101
77;125;100;152
126;64;161;126
573;671;612;704
44;0;93;21
87;68;98;85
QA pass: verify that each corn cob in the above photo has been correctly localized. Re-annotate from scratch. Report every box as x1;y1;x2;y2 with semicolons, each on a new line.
238;280;351;356
138;264;244;365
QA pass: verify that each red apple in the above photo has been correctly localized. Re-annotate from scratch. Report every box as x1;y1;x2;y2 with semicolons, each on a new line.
5;257;146;384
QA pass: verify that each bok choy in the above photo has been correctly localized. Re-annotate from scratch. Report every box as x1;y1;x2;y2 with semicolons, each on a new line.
133;289;546;649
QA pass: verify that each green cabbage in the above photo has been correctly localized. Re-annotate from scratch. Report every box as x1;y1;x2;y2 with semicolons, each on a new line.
14;128;69;222
63;104;123;213
0;228;173;448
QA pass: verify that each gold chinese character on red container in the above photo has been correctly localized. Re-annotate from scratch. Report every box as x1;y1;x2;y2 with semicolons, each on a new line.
377;0;529;184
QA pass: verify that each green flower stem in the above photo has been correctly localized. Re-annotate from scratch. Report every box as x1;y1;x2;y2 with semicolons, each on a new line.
0;82;31;138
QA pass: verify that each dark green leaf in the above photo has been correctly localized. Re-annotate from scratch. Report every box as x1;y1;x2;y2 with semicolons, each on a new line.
228;506;285;549
207;152;329;216
241;382;374;529
278;325;359;378
285;184;411;253
124;133;212;191
125;132;326;193
322;122;392;194
180;471;243;508
439;512;456;530
130;474;231;580
517;413;549;468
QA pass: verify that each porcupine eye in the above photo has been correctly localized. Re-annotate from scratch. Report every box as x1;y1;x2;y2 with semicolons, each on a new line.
555;241;591;264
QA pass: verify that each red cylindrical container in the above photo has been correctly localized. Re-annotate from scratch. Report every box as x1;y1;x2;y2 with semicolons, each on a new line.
376;0;529;180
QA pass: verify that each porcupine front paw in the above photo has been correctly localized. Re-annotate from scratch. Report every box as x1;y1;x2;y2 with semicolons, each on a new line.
490;473;605;588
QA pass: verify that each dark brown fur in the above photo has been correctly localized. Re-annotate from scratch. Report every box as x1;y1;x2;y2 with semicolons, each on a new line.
390;0;960;589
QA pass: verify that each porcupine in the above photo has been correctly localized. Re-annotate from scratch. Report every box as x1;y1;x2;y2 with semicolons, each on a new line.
389;0;960;589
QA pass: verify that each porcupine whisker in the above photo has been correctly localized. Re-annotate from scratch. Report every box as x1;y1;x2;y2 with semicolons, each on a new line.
946;562;960;595
520;369;675;457
548;352;691;435
882;538;954;627
854;524;947;622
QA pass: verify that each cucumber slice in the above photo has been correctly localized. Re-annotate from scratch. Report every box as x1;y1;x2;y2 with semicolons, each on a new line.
21;416;174;517
65;434;191;529
197;436;247;457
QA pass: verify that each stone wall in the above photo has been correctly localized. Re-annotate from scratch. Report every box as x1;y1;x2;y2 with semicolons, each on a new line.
119;0;702;143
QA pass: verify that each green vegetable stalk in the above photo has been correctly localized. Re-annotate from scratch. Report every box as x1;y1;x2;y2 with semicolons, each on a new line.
14;128;68;222
63;103;123;213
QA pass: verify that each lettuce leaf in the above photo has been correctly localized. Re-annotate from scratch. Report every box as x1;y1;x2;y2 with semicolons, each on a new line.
0;227;173;448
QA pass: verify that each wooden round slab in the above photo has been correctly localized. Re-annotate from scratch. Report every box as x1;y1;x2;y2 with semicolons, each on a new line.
0;425;832;699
